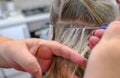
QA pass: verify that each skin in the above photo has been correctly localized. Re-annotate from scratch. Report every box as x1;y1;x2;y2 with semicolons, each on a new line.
117;0;120;5
0;1;119;78
84;20;120;78
88;29;105;49
0;37;86;78
88;17;120;49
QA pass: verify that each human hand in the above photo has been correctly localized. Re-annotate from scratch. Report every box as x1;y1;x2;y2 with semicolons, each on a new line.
84;20;120;78
88;29;105;49
88;17;120;50
0;38;86;78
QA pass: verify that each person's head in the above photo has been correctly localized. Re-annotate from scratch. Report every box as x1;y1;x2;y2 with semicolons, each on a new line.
50;0;119;52
44;0;120;78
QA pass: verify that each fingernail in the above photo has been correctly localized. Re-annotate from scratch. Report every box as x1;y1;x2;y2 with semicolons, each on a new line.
87;35;91;40
72;53;87;66
82;59;87;66
79;57;87;66
91;30;96;35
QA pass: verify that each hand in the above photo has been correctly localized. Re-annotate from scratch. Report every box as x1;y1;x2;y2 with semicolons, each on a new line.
88;29;105;49
88;17;120;49
84;20;120;78
0;38;86;78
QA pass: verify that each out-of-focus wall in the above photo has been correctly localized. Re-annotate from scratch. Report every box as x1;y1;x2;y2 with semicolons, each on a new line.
13;0;50;10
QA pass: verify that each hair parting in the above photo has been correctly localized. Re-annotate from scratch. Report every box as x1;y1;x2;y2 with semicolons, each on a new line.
44;0;119;78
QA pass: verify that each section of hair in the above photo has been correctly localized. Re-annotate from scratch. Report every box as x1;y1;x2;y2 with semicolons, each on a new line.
44;0;119;78
60;0;119;25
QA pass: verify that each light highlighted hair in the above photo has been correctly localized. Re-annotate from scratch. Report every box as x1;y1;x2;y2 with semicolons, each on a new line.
44;0;119;78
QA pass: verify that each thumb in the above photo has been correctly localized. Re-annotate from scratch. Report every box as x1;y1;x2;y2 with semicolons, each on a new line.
12;48;42;78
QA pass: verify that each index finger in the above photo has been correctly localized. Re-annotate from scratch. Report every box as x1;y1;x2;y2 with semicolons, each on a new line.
40;40;87;66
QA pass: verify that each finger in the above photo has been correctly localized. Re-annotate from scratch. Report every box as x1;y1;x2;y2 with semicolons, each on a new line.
114;17;120;21
88;43;94;49
37;45;53;60
73;74;79;78
8;61;25;71
89;36;100;46
37;58;52;72
11;48;42;78
88;36;100;49
92;29;105;38
40;41;87;66
36;45;53;72
24;39;87;66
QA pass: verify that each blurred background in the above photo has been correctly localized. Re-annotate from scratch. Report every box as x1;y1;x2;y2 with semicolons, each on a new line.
0;0;51;78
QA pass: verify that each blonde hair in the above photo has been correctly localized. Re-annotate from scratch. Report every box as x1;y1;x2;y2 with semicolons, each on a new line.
44;0;119;78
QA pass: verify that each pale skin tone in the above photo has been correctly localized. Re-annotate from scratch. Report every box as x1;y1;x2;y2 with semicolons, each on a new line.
1;7;119;78
88;29;105;49
88;17;120;49
84;20;120;78
0;22;119;78
0;37;86;78
1;21;119;78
